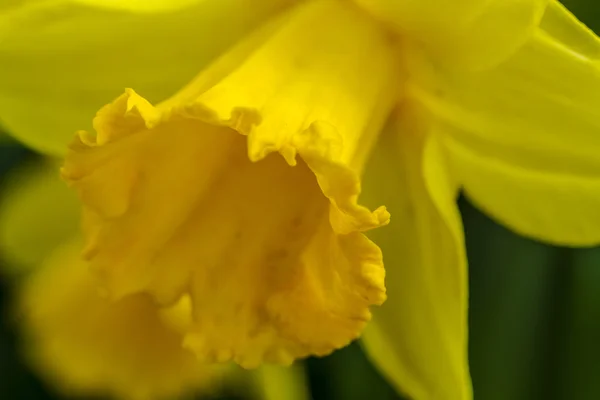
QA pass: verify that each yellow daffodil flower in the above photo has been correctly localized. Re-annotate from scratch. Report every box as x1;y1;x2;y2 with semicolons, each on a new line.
1;161;311;400
2;0;600;399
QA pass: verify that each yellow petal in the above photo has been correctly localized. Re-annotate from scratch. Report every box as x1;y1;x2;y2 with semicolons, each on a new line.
0;159;79;274
18;239;224;400
353;0;548;69
408;4;600;246
539;0;600;58
73;0;207;13
360;105;471;400
0;0;291;155
62;0;400;367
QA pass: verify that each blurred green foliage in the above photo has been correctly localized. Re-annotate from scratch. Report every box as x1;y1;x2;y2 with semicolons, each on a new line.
562;0;600;30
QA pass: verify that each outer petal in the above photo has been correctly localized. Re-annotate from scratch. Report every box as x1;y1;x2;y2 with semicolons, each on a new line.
353;0;548;69
0;0;291;155
539;1;600;58
408;3;600;246
360;106;471;400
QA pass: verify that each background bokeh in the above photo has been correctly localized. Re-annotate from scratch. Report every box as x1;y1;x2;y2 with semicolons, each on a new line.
1;1;600;399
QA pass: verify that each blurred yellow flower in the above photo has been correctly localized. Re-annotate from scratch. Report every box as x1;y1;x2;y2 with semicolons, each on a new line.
2;0;600;399
19;239;224;400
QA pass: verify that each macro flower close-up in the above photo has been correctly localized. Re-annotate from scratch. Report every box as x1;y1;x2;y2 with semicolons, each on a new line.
1;0;600;399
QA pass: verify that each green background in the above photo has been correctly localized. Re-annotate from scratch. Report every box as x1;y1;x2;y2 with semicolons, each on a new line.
1;1;600;399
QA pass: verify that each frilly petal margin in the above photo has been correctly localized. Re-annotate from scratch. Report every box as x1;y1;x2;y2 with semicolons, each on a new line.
0;0;292;155
64;83;389;369
62;0;399;367
69;86;390;253
75;87;391;242
409;2;600;246
359;105;471;400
